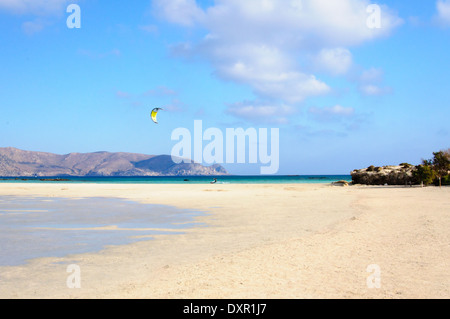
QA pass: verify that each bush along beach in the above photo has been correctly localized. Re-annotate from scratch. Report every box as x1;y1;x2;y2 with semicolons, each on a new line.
351;149;450;186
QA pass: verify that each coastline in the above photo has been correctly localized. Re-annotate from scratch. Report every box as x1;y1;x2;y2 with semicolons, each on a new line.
0;175;352;185
0;183;448;299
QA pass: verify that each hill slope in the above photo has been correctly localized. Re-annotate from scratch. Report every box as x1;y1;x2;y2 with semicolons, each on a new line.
0;147;228;177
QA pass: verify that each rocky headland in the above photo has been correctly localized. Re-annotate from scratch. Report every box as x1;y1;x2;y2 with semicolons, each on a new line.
351;164;416;185
0;147;228;177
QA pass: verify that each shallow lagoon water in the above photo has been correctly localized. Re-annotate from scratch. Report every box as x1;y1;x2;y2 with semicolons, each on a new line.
0;196;203;266
0;175;351;184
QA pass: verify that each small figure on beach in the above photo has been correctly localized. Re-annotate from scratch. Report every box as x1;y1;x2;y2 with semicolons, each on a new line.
210;178;217;184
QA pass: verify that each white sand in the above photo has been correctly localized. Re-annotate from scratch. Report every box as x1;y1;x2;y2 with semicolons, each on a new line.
0;183;448;299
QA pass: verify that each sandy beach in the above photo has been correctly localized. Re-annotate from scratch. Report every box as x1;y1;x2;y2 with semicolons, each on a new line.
0;182;448;299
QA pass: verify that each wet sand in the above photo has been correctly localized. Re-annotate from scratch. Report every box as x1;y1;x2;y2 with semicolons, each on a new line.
0;183;448;299
0;196;200;266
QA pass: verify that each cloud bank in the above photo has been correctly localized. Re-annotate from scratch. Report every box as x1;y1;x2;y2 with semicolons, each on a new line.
436;0;450;26
0;0;71;15
153;0;402;123
0;0;75;35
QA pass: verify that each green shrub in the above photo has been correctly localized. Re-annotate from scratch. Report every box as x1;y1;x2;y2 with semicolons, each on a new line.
413;165;435;186
433;151;450;187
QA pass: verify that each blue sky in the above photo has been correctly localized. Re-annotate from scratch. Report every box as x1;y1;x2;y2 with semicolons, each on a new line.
0;0;449;175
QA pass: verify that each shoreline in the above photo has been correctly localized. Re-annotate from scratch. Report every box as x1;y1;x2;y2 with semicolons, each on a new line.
0;183;449;299
0;175;352;186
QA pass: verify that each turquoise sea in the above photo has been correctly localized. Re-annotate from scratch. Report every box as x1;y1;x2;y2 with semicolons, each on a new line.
0;175;351;184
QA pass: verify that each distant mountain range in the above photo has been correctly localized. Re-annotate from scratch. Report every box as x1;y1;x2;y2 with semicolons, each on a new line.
0;147;228;177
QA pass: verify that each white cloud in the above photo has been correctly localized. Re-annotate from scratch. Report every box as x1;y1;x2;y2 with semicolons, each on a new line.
153;0;204;26
0;0;71;15
0;0;74;34
359;84;392;96
226;101;296;124
155;0;402;44
359;67;384;83
436;0;450;26
357;67;392;96
154;0;402;120
202;42;330;102
312;48;353;76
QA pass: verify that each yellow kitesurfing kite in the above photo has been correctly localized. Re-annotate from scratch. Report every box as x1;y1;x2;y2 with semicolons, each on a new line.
151;108;163;124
